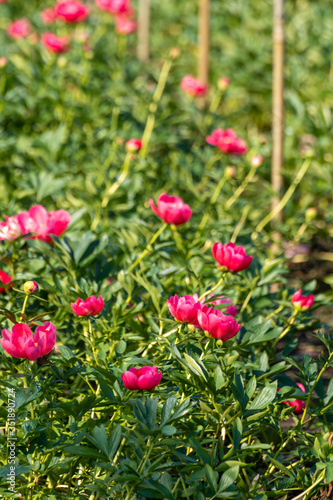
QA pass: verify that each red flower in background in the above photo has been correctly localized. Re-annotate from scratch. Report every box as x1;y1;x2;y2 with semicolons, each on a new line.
291;290;314;312
181;75;208;97
149;193;192;226
0;216;22;241
41;33;71;53
7;19;32;39
41;7;57;23
197;307;241;341
0;271;12;293
280;383;306;415
55;0;90;23
115;15;136;34
16;205;71;243
212;242;252;273
206;128;247;155
71;295;104;316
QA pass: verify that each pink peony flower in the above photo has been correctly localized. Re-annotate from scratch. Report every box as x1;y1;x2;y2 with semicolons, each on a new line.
122;366;162;391
55;0;90;23
167;294;202;325
109;0;133;14
71;295;104;316
16;205;70;243
0;270;12;293
197;307;241;340
95;0;112;11
115;15;136;34
0;216;22;241
281;383;306;415
212;242;252;273
206;128;247;156
7;19;32;39
126;138;142;152
1;322;56;361
181;75;208;97
41;33;71;53
291;290;314;312
251;155;263;167
41;7;57;24
207;294;237;317
149;193;192;226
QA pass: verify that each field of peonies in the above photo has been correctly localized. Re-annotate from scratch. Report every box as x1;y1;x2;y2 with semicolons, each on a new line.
1;0;333;499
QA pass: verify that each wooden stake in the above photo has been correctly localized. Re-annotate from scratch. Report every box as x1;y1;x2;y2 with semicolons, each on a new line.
198;0;210;86
272;0;284;218
137;0;150;62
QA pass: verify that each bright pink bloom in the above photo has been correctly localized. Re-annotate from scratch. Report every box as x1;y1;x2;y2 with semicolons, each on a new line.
1;322;56;361
212;242;252;273
0;0;7;3
55;0;90;23
167;294;202;325
122;366;162;391
41;7;57;23
109;0;133;14
7;19;32;39
149;193;192;226
197;307;241;340
71;295;104;316
251;155;263;167
41;33;71;53
207;294;237;317
0;216;22;241
115;15;136;34
292;290;314;312
181;75;207;97
95;0;112;11
0;271;12;293
206;128;247;156
16;205;70;243
281;383;306;415
126;138;142;152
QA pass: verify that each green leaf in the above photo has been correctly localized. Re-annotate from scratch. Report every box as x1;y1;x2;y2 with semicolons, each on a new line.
232;418;242;451
205;464;218;493
218;465;239;492
184;353;208;380
161;395;177;425
246;382;277;412
214;365;226;391
161;425;177;436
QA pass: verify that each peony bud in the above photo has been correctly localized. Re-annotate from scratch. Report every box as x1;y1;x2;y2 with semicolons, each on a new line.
217;76;230;91
126;138;142;153
169;47;180;60
225;166;236;178
0;56;8;68
24;281;38;294
291;289;314;312
250;155;263;168
305;207;317;221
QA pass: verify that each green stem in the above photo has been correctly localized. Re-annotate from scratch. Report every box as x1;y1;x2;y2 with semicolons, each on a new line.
224;165;257;210
101;153;132;208
128;223;168;272
21;295;29;315
199;274;226;302
272;310;298;347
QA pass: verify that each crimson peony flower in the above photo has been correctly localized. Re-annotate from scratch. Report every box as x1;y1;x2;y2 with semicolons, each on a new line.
149;193;192;226
181;75;208;97
109;0;133;14
55;0;90;23
71;295;104;316
126;138;142;152
1;322;56;361
41;33;71;53
16;205;71;243
212;242;252;273
206;128;247;156
41;7;57;23
280;383;306;415
291;290;314;312
0;216;22;241
0;271;12;293
7;19;32;39
122;366;162;391
197;307;241;341
167;294;202;326
207;294;237;317
115;15;136;34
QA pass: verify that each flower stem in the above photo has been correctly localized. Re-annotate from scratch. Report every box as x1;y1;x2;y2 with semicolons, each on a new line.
21;295;29;315
199;274;226;302
128;223;168;272
101;153;132;208
224;165;257;210
272;310;298;347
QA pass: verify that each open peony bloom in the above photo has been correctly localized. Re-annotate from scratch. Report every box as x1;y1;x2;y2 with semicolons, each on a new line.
41;7;57;23
291;290;314;312
149;193;192;226
207;294;237;317
7;19;32;39
71;295;104;316
0;216;22;241
181;75;208;97
0;271;12;293
122;366;162;391
167;294;202;326
197;307;241;340
115;15;136;34
55;0;90;23
16;205;71;243
206;128;247;156
41;33;71;53
280;383;306;415
212;242;252;273
1;322;56;361
109;0;133;15
126;138;142;152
